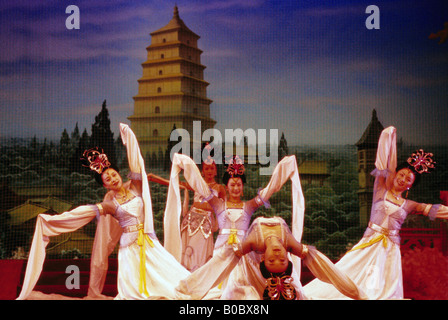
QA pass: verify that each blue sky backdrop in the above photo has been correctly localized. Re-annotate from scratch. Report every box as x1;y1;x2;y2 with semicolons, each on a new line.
0;0;447;145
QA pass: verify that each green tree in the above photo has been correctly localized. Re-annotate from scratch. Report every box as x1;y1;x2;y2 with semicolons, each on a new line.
278;132;289;160
90;100;117;167
72;128;91;173
59;128;71;168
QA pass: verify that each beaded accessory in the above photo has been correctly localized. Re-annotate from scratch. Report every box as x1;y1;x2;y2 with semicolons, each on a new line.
407;149;435;174
81;148;111;174
225;155;245;177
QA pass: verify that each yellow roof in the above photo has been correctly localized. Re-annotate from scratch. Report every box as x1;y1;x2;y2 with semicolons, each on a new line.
7;197;73;225
298;161;329;175
11;186;65;197
33;196;73;213
8;202;50;225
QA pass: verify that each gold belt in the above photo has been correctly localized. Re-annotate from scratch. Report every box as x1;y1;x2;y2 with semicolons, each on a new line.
220;229;245;245
219;229;245;236
347;222;398;253
368;222;399;236
121;223;154;296
123;223;144;233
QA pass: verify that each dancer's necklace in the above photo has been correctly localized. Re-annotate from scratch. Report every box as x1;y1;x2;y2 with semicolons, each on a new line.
116;188;130;203
227;200;243;208
390;190;401;201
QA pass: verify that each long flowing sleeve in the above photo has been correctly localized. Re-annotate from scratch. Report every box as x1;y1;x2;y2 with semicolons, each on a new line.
371;126;397;202
163;153;212;262
374;126;397;172
258;155;305;284
87;214;122;298
258;155;304;240
431;192;448;220
119;123;154;236
17;205;99;300
303;246;367;300
425;203;448;221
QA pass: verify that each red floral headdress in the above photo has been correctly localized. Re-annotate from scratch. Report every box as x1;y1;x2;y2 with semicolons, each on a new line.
407;149;435;174
81;148;111;174
225;155;245;177
202;143;215;165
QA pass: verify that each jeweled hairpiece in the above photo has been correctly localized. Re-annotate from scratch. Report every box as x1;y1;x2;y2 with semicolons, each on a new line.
202;143;215;165
82;148;111;174
225;155;245;177
407;149;435;174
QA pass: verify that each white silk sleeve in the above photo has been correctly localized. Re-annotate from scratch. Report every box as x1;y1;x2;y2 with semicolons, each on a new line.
119;123;154;235
87;214;122;298
258;155;305;241
16;205;98;300
303;246;367;300
163;153;212;262
427;204;448;220
375;126;397;172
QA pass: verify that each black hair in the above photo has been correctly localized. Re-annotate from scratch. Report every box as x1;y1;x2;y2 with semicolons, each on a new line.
222;171;246;186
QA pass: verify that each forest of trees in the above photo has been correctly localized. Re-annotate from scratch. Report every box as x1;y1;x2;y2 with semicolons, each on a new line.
1;101;447;260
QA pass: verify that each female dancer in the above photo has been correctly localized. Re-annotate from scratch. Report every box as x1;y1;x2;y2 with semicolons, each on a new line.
17;123;190;300
304;126;448;300
164;153;365;300
237;216;365;300
180;147;226;271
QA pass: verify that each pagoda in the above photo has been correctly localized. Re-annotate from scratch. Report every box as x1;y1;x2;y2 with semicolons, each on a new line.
355;109;384;226
129;6;216;158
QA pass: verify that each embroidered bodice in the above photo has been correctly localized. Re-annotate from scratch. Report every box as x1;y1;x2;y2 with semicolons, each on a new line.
181;182;221;239
216;205;251;230
112;192;144;247
214;204;252;249
370;196;408;231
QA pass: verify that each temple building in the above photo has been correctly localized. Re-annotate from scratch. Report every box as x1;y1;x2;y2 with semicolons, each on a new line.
298;160;330;187
129;6;216;158
355;109;384;226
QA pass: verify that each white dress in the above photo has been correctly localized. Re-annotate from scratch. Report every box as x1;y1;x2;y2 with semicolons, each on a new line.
304;126;448;300
112;191;189;299
94;123;190;299
180;185;220;272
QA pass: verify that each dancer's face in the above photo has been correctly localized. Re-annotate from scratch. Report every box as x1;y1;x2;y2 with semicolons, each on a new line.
393;168;415;193
264;241;289;274
202;163;217;181
101;168;123;191
227;177;243;199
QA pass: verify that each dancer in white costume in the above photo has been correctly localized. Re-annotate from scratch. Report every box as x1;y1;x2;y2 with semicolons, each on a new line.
180;145;225;271
164;153;365;300
17;123;189;300
304;126;448;300
236;216;366;300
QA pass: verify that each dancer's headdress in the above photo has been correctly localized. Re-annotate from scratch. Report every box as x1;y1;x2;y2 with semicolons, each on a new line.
81;148;111;174
260;260;296;300
406;149;435;174
225;155;245;177
202;143;215;166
